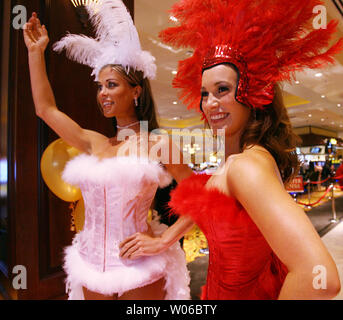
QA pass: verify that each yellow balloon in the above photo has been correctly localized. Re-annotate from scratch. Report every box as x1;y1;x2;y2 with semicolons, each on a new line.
40;139;82;202
73;197;85;232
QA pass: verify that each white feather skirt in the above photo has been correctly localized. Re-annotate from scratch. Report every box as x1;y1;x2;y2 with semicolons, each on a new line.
64;218;191;300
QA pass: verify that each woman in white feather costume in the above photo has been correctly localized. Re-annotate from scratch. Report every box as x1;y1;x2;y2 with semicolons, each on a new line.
23;0;194;300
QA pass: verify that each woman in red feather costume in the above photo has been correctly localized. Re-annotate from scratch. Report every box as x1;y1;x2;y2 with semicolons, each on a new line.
159;0;342;299
120;0;342;299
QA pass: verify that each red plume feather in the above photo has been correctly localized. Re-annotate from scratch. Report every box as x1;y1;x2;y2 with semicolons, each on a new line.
159;0;343;111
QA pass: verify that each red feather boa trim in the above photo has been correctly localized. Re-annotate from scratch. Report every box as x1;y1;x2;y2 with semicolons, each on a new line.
169;173;245;225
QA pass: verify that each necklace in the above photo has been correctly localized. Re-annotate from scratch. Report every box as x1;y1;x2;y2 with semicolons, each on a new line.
116;121;140;129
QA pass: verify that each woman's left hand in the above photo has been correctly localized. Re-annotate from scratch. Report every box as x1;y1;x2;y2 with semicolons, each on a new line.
119;232;165;260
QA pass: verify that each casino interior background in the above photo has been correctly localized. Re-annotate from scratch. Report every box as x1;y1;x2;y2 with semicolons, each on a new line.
1;0;343;299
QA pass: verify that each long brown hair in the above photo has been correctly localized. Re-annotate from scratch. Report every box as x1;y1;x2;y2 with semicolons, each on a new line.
98;64;159;135
240;84;301;184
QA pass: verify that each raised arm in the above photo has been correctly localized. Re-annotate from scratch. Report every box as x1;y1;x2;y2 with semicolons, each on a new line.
227;152;341;299
24;13;92;153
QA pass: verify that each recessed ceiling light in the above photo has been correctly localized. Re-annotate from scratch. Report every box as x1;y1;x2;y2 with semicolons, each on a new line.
321;118;325;121
170;16;178;22
321;95;326;98
315;73;323;77
172;70;177;75
295;81;300;84
173;101;178;105
308;114;312;117
338;104;341;107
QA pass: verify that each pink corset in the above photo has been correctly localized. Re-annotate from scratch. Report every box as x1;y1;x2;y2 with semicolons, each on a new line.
62;155;172;272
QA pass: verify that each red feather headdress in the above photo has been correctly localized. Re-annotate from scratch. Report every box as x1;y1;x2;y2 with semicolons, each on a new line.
159;0;343;111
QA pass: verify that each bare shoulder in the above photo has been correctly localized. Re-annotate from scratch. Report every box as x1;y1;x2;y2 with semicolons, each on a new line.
228;146;275;174
83;129;109;153
83;129;108;143
227;146;280;191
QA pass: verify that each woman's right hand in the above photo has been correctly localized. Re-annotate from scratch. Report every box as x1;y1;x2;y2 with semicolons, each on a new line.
23;12;49;53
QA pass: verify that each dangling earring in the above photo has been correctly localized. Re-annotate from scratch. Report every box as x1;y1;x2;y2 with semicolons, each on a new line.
134;98;139;107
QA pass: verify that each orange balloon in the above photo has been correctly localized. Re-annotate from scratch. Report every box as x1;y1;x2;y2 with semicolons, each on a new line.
73;197;85;232
40;139;82;202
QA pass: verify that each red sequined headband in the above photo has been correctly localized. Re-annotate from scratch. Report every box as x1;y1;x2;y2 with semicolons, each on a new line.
203;44;254;108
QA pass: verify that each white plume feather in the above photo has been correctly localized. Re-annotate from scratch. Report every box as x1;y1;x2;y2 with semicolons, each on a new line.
87;0;138;45
53;34;100;68
53;0;156;80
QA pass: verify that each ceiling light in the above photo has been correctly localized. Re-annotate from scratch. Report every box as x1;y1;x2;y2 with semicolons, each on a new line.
70;0;99;27
295;81;300;84
338;104;341;107
173;101;178;105
170;16;178;22
308;114;312;117
172;70;177;75
71;0;99;7
148;37;183;54
315;73;323;77
321;118;325;121
321;95;326;98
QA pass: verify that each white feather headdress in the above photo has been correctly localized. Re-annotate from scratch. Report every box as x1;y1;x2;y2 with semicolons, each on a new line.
53;0;156;80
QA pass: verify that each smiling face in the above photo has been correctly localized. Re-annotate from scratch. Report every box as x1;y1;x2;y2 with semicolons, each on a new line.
201;64;251;137
96;66;140;119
